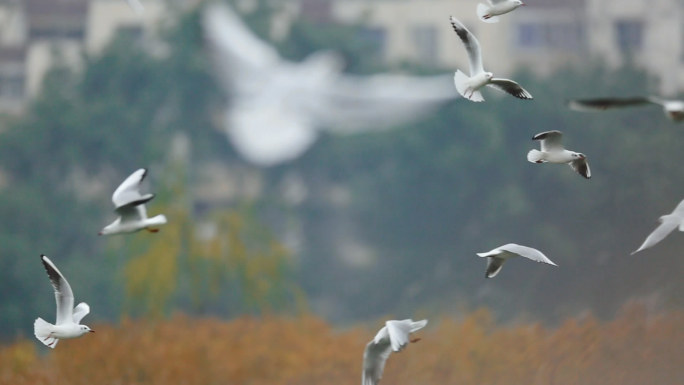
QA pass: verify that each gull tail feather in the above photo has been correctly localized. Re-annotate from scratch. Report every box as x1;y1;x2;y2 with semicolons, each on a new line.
477;3;500;23
34;318;58;348
527;149;545;163
454;71;484;102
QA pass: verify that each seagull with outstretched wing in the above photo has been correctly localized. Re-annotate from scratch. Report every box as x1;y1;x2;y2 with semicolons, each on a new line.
449;15;532;102
99;168;167;235
477;0;525;23
632;198;684;255
568;96;684;122
527;130;591;179
34;255;94;348
203;2;457;166
362;319;427;385
477;243;557;278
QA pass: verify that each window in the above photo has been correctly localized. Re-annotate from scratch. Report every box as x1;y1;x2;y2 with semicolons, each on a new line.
516;22;584;50
411;25;438;65
615;20;643;53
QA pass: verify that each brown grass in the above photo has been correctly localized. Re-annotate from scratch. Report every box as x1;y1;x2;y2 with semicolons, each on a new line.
1;306;682;385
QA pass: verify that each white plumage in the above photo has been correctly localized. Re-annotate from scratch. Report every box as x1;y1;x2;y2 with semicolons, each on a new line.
632;198;684;255
477;243;557;278
362;319;427;385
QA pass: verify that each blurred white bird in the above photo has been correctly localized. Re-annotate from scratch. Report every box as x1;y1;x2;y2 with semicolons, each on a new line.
362;319;427;385
632;198;684;255
527;130;591;179
477;0;525;23
34;255;94;348
202;2;457;166
99;168;167;235
126;0;144;14
449;16;532;102
568;96;684;122
477;243;557;278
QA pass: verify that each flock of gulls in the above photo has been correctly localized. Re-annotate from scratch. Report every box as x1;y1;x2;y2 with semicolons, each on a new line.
31;1;684;384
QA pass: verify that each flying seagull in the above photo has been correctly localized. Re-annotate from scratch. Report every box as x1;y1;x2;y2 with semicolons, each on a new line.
527;130;591;179
203;2;457;166
34;255;94;348
99;168;167;235
477;243;557;278
362;319;427;385
568;96;684;122
449;15;532;102
477;0;525;23
126;0;144;14
632;198;684;255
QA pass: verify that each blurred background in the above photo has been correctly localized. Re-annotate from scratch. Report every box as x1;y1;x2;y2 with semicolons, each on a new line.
0;0;682;384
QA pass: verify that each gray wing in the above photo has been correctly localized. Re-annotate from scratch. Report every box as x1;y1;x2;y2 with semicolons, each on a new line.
567;97;655;111
485;256;506;278
532;130;564;152
497;243;557;265
118;205;147;224
72;302;90;324
449;16;484;75
570;157;591;179
362;339;393;385
632;217;680;255
40;255;74;325
487;78;533;100
112;168;154;210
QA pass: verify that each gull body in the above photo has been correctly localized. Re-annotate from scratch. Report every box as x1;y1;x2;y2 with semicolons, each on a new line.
527;130;591;179
568;96;684;122
362;319;427;385
632;198;684;255
477;0;525;23
34;255;94;348
449;16;532;102
99;168;167;235
203;3;457;166
477;243;557;278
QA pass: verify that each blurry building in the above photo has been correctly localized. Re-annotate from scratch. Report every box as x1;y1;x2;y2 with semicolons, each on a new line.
0;0;683;114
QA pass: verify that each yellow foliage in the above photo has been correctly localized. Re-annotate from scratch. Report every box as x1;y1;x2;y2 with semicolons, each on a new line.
0;306;682;385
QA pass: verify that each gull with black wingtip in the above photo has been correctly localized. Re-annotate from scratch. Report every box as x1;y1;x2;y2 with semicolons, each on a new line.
527;130;591;179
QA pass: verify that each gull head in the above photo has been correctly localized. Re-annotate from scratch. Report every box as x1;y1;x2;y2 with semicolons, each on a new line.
80;325;95;335
573;152;586;159
484;72;494;81
514;0;525;6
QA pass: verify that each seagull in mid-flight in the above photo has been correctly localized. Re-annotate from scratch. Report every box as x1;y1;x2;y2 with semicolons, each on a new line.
34;255;94;348
568;96;684;122
477;244;557;278
202;2;457;166
477;0;525;23
362;319;427;385
449;15;532;102
632;198;684;255
527;130;591;179
99;168;167;235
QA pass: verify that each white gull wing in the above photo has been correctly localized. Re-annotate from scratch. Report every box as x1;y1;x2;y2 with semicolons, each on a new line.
126;0;144;14
72;302;90;324
316;74;457;132
532;130;564;152
385;319;427;352
495;243;557;265
362;319;427;385
487;78;533;100
112;168;154;210
40;255;74;325
477;243;557;277
362;336;393;385
570;157;591;179
449;16;484;76
202;2;280;91
632;199;684;254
